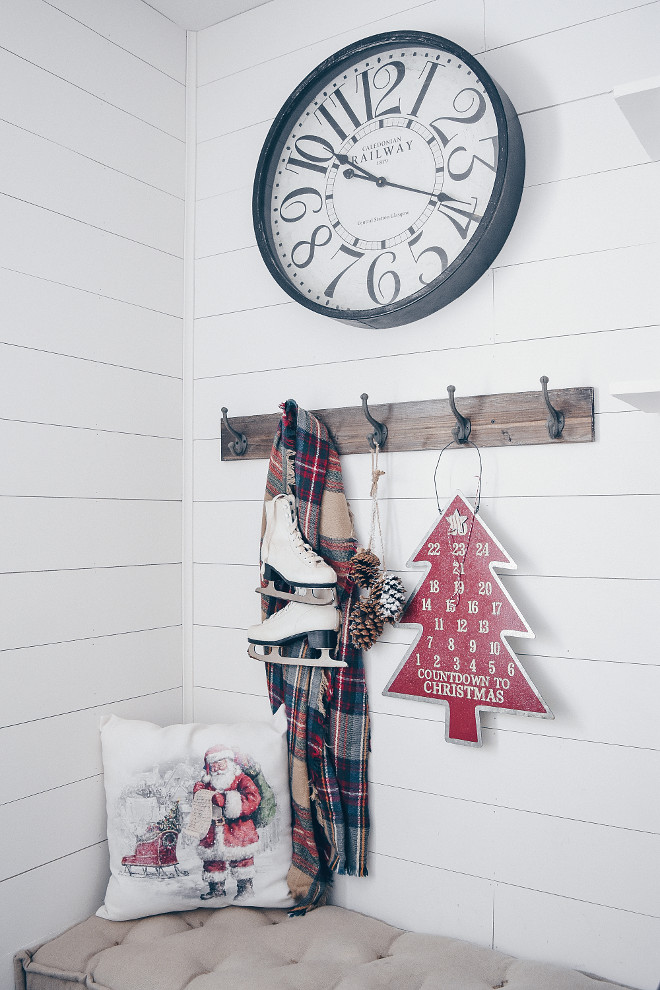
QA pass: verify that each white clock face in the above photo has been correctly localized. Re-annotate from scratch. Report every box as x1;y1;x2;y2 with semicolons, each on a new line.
258;35;509;323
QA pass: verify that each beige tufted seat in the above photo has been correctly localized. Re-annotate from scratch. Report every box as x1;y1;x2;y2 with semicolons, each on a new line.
15;904;631;990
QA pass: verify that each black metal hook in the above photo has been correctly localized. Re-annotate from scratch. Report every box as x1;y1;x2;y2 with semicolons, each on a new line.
221;407;248;456
447;386;471;444
360;393;388;450
540;376;565;439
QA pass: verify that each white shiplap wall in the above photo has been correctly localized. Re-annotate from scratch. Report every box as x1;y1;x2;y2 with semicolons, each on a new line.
193;3;660;989
0;1;186;983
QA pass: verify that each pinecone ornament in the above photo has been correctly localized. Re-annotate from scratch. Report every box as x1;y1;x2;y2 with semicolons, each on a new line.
349;597;385;650
349;548;381;588
375;572;407;622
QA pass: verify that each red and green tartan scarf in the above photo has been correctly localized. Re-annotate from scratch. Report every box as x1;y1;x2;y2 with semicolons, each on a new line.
261;400;370;911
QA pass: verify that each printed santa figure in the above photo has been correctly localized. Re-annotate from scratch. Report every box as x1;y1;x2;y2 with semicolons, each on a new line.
193;745;262;901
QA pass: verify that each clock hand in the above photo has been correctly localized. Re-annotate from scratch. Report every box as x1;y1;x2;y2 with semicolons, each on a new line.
343;167;437;199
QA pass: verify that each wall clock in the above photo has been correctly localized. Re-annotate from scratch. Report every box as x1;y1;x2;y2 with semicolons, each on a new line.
252;31;525;329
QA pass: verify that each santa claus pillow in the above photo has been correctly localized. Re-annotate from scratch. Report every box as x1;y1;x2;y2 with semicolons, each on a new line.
97;707;295;921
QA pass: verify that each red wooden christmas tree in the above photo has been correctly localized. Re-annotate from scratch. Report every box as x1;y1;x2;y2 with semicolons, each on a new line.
384;492;552;746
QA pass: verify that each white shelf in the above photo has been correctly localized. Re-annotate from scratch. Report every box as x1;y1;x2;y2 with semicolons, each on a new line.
610;381;660;413
613;76;660;159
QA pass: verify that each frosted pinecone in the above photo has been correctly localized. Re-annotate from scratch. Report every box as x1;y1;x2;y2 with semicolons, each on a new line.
374;572;406;623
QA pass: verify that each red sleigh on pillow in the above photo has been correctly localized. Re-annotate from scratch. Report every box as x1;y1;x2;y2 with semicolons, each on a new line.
121;803;189;879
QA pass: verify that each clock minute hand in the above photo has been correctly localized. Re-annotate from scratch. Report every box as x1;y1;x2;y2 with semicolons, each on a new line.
343;168;437;199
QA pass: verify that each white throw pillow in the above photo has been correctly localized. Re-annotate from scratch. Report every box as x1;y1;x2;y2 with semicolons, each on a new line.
97;707;294;921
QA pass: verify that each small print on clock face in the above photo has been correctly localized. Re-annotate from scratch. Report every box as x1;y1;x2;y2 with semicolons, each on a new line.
267;44;499;313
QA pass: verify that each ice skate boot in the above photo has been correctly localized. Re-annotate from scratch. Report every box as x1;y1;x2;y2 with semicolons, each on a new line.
258;493;337;606
247;601;346;668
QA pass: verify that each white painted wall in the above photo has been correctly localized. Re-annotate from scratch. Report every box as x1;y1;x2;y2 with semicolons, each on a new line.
193;3;660;989
0;0;186;983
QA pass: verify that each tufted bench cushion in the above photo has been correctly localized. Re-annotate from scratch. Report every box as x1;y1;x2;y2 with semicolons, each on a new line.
15;904;630;990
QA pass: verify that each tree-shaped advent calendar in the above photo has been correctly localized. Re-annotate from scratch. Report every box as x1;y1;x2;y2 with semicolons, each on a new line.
384;493;552;746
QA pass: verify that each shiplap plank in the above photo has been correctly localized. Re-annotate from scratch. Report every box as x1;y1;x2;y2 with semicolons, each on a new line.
366;644;660;750
523;96;654;189
1;689;182;805
0;564;181;652
482;4;660;115
197;120;270;201
197;1;485;141
330;855;495;947
197;0;485;87
194;409;660;505
497;162;659;270
0;0;185;139
2;498;181;573
0;269;182;377
194;324;656;435
193;563;260;630
483;574;660;666
485;0;650;49
195;245;289;317
493;884;660;990
193;272;494;376
47;0;187;83
0;347;182;438
195;186;254;259
494;244;660;344
193;686;273;724
0;627;182;727
0;776;107;882
194;625;268;698
0;120;183;255
369;783;660;916
369;711;660;832
0;197;182;316
1;422;181;500
0;48;184;197
0;843;110;990
194;493;660;579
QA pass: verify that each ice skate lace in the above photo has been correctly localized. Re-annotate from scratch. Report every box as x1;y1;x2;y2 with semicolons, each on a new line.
287;506;321;562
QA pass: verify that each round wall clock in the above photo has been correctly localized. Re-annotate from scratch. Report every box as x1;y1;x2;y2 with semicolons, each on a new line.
253;31;525;329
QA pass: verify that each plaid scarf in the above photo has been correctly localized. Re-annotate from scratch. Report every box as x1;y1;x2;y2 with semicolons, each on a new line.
261;400;370;911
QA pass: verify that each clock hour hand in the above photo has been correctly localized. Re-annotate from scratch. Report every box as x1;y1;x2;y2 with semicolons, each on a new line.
334;153;381;183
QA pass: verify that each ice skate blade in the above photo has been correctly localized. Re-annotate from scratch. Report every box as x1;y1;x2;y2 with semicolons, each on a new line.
247;644;347;668
255;581;337;606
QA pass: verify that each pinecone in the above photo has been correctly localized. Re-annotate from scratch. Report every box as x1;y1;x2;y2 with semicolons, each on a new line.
349;548;382;588
376;572;407;623
349;598;385;650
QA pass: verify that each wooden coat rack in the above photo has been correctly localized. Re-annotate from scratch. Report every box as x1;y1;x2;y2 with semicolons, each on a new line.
220;380;594;461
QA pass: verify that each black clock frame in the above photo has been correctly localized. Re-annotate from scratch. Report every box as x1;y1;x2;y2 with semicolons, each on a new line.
252;30;525;329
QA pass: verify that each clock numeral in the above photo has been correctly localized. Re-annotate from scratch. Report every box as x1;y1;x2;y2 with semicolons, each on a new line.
407;231;448;285
433;88;487;130
291;224;332;269
316;87;362;141
324;244;364;298
357;61;406;122
436;193;482;239
279;187;323;223
366;251;400;305
372;61;406;117
446;136;498;182
286;134;335;175
410;60;440;118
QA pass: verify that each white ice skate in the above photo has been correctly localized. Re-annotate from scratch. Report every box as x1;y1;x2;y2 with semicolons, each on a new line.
258;493;337;606
247;600;346;668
